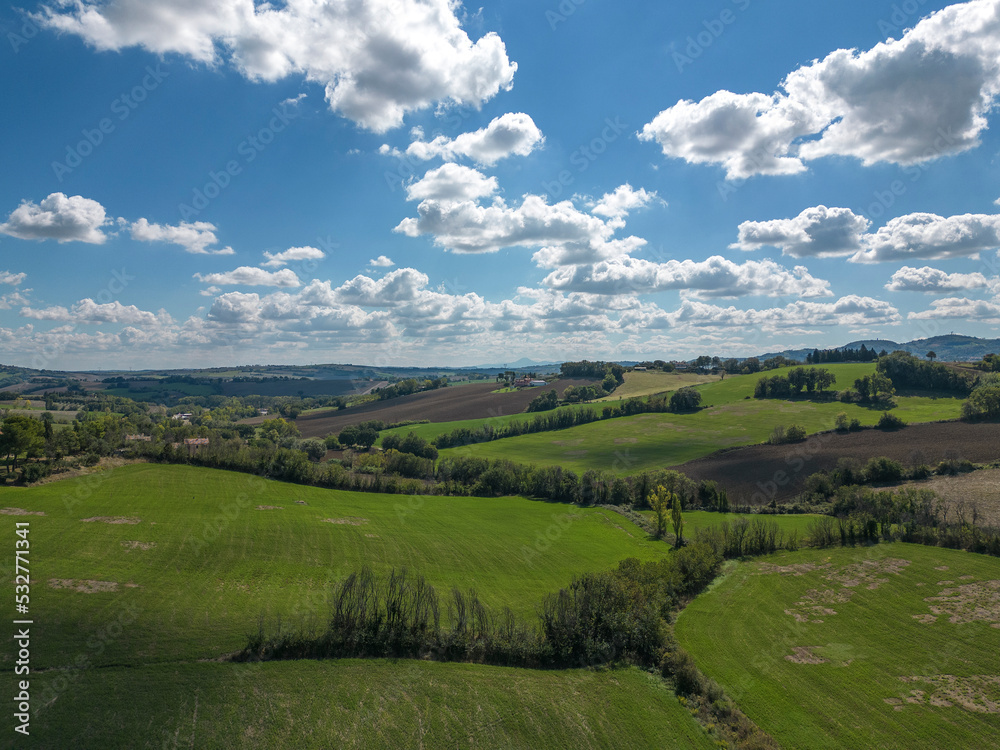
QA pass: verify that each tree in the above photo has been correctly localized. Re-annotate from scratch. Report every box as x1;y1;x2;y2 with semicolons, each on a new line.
669;387;702;412
0;415;46;472
926;351;937;362
648;485;670;538
671;493;684;548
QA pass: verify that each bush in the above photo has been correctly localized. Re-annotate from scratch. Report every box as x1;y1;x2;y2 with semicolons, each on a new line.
785;424;807;442
863;456;903;484
19;462;51;484
910;464;932;480
876;411;906;430
834;412;849;431
848;418;863;431
669;387;702;412
82;452;101;466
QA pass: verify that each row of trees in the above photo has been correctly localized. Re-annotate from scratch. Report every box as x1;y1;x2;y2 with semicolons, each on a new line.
876;351;976;394
805;345;887;364
754;367;837;399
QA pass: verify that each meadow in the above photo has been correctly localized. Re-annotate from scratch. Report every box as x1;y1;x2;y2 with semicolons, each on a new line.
677;543;1000;749
2;463;727;748
29;660;713;749
638;510;823;539
440;364;966;475
3;463;667;669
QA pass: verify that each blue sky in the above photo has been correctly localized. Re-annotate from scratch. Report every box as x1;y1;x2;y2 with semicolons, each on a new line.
2;0;1000;369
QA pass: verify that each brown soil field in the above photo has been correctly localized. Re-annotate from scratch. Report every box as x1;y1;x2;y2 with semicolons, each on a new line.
883;468;1000;529
675;421;1000;506
280;379;599;439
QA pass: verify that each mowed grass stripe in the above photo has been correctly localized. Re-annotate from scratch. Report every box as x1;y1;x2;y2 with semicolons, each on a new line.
4;464;668;668
31;661;715;749
677;543;1000;749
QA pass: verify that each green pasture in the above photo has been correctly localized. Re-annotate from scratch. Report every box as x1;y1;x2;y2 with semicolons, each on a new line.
639;510;822;539
440;364;965;475
0;464;666;669
678;543;1000;749
30;660;713;749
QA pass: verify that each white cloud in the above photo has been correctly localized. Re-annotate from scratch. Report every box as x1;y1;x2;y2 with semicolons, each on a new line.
640;1;1000;178
21;298;163;325
630;295;901;331
0;192;109;243
542;256;832;299
369;255;395;268
591;184;660;224
260;246;325;268
732;206;871;258
0;271;26;286
885;265;993;292
851;212;1000;263
37;0;517;132
194;267;301;288
0;291;30;310
130;218;234;255
401;112;544;165
404;163;498;203
908;296;1000;321
396;173;651;267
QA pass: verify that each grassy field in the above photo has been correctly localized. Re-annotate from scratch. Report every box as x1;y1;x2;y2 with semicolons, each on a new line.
30;660;714;749
593;370;721;402
2;464;725;748
639;510;823;539
440;364;966;475
677;543;1000;749
1;464;667;669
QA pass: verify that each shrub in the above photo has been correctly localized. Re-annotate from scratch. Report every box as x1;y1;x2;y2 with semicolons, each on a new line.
834;412;849;431
863;456;903;484
785;424;807;442
848;418;863;431
910;464;932;480
19;462;51;484
876;411;906;430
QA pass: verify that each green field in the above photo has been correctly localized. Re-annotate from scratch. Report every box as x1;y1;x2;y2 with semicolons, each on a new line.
640;510;823;539
593;370;721;401
30;660;713;749
3;464;667;668
441;364;966;475
677;543;1000;749
2;464;725;747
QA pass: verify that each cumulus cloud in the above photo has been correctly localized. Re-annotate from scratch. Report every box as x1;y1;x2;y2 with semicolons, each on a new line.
627;295;901;331
0;271;26;286
591;185;660;224
640;1;1000;178
908;296;1000;321
21;299;163;325
404;163;498;203
396;171;652;267
732;205;871;258
542;256;832;299
851;212;1000;263
400;112;544;165
130;218;234;254
0;192;109;243
36;0;517;132
194;267;301;288
369;255;395;267
260;246;325;268
884;265;994;292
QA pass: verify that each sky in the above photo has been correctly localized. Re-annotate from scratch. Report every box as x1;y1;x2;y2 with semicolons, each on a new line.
2;0;1000;370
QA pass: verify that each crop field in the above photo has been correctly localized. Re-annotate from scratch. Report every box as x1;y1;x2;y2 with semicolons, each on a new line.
440;364;966;477
593;370;721;401
1;464;666;669
29;660;713;749
884;468;1000;528
288;379;598;438
677;543;1000;749
678;421;1000;504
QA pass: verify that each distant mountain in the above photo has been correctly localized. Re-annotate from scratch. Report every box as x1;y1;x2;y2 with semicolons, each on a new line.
760;334;1000;363
467;357;562;371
